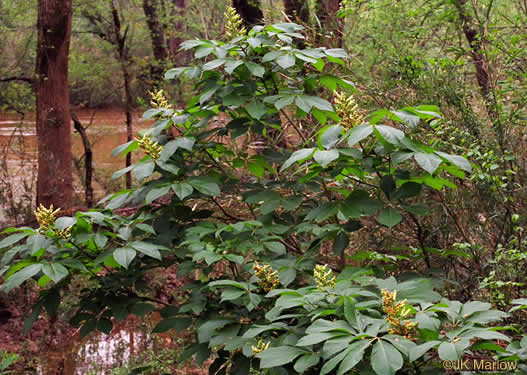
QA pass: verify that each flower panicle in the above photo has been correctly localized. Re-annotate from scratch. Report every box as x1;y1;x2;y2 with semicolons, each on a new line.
224;6;246;39
34;204;61;231
136;134;163;161
251;339;270;355
334;91;365;129
253;262;280;292
149;89;172;109
381;288;418;340
314;264;336;290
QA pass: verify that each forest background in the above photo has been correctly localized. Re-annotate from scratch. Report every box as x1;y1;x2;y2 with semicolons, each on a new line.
0;0;526;374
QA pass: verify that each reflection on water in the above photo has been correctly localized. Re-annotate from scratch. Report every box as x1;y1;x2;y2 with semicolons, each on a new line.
40;318;160;375
0;109;151;169
0;109;151;224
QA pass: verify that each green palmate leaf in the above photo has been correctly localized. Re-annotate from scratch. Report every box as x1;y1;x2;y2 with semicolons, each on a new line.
202;58;226;71
312;108;328;125
391;110;420;128
242;323;289;339
296;332;337;346
97;318;113;335
131;302;156;318
245;62;265;77
409;341;441;362
375;125;405;145
197;319;233;343
337;340;371;375
435;151;472;172
221;288;246;302
264;241;286;254
113;248;136;269
438;340;470;361
326;48;348;58
347;124;374;146
276;53;295;69
153;317;192;333
112;139;138;157
247;100;267;120
80;318;97;338
42;263;69;283
295;95;311;113
294;353;320;373
129;241;163;260
161;137;195;161
225;59;244;75
0;232;29;249
133;161;155;181
332;231;349;256
320;125;342;149
112;164;135;180
281;148;315;171
304;96;334;112
460;301;491;317
23;302;43;334
55;216;76;230
274;95;295;110
1;263;42;293
380;175;396;196
414;152;442;174
321;347;350;375
262;50;283;62
459;328;510;341
281;196;302;211
394;182;421;199
371;340;403;375
256;346;306;368
378;207;402;228
314;149;339;167
145;185;171;204
188;177;220;196
172;183;193;200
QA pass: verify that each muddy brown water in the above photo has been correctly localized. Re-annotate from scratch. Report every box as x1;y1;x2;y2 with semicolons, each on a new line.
39;318;162;375
0;109;152;223
0;110;170;373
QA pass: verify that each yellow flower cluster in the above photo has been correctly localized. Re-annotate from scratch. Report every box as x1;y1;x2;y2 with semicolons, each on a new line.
34;204;60;231
334;91;365;129
224;6;246;39
149;89;172;109
251;339;271;355
314;264;336;290
253;262;280;292
381;289;418;339
55;227;73;239
136;134;163;161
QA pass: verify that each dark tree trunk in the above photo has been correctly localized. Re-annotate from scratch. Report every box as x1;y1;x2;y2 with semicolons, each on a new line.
232;0;264;28
71;112;94;207
454;0;499;140
168;0;186;58
315;0;342;47
284;0;309;23
143;0;168;85
110;0;134;189
35;0;73;209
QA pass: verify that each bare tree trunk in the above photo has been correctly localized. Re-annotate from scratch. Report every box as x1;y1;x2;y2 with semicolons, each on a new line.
168;0;186;58
143;0;168;86
315;0;342;47
453;0;500;141
35;0;73;209
71;112;93;207
110;0;134;189
283;0;309;23
232;0;264;28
